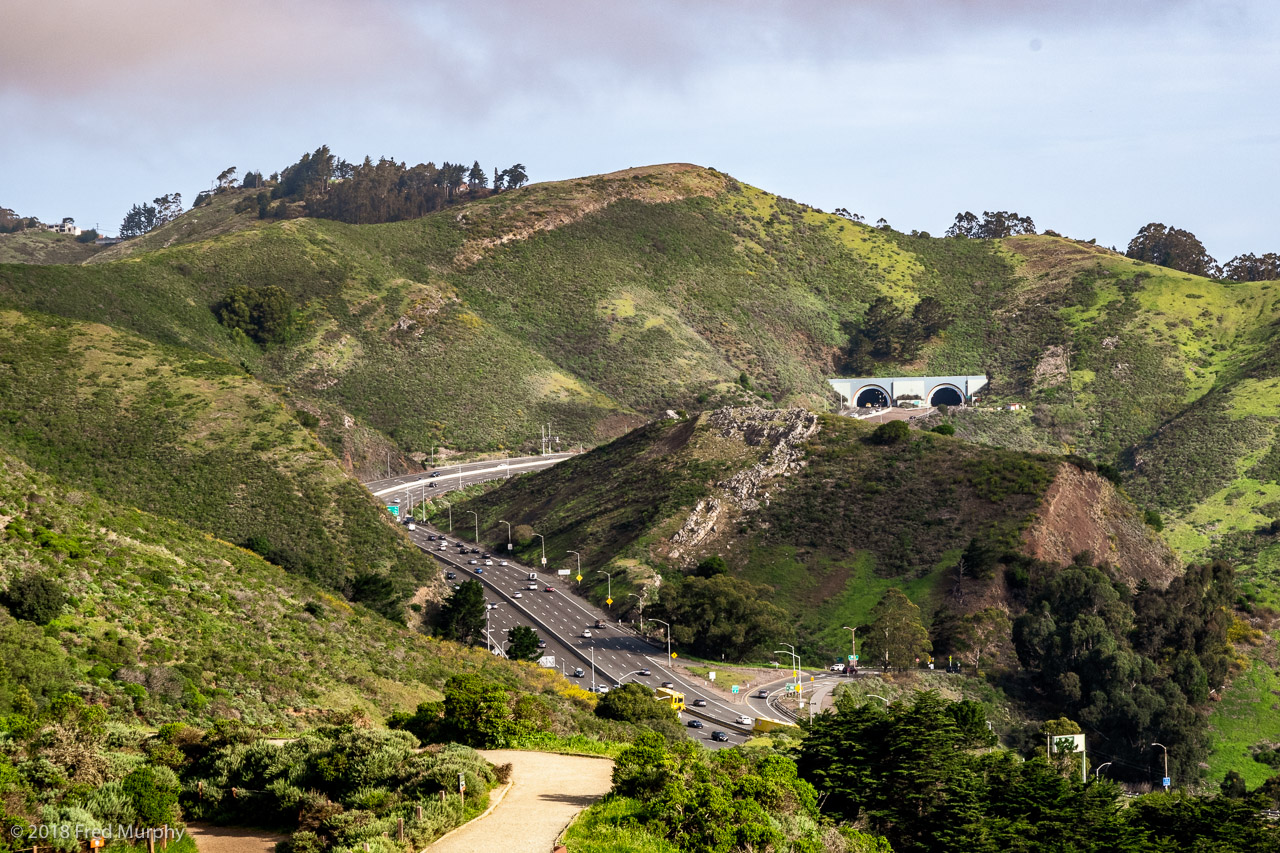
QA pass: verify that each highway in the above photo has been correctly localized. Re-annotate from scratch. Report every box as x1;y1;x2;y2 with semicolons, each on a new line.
363;453;575;507
404;522;756;748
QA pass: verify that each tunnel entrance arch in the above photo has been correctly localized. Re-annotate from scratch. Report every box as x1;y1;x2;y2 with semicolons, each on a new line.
855;385;892;408
928;384;964;407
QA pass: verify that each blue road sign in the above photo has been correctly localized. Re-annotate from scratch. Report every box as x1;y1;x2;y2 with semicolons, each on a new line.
1162;777;1171;787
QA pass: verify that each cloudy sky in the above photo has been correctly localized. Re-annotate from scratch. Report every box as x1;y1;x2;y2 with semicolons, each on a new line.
3;0;1277;259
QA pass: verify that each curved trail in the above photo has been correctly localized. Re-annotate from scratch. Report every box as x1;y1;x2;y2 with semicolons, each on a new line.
427;750;614;853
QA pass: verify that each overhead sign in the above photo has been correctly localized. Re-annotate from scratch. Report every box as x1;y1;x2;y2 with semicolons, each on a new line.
557;569;570;575
538;655;556;668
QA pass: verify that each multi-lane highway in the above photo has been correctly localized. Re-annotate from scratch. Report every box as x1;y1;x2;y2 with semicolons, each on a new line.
403;522;758;747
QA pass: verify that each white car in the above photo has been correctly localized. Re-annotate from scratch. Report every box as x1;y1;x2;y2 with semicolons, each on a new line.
499;560;508;566
595;685;610;694
581;629;592;638
484;560;493;566
513;592;522;598
487;602;498;609
736;715;753;726
526;583;537;590
468;559;478;565
830;664;845;672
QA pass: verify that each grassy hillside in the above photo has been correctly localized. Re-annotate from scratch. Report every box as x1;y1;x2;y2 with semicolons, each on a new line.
0;229;103;264
0;451;595;727
455;408;1170;655
0;308;432;612
3;164;1280;561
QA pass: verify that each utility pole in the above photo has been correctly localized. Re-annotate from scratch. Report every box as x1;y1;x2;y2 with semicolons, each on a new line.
447;503;452;533
568;549;582;585
532;532;546;568
778;642;801;700
500;520;512;552
841;625;857;673
465;510;479;543
651;618;673;670
597;569;612;606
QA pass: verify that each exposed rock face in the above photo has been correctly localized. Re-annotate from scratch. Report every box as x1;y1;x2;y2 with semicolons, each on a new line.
1022;463;1179;589
670;406;819;559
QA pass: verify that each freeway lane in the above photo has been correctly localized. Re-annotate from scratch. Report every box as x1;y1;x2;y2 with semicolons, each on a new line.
407;523;752;747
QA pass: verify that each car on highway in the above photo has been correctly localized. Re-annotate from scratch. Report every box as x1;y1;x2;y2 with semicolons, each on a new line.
661;681;675;689
593;619;607;629
573;668;585;677
487;602;498;609
595;685;610;694
756;689;769;698
687;719;704;728
427;535;437;540
513;592;522;598
538;639;546;648
429;471;440;478
468;559;478;565
499;560;508;566
526;583;538;590
471;548;481;554
830;663;846;672
428;482;436;488
445;572;456;580
437;543;447;550
484;560;493;566
692;698;707;707
544;586;555;592
475;567;484;574
710;731;730;742
736;715;752;726
638;669;651;676
482;553;491;559
581;630;592;638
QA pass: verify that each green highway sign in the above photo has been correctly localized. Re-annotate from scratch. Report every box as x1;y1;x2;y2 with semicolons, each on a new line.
387;505;399;516
731;685;739;694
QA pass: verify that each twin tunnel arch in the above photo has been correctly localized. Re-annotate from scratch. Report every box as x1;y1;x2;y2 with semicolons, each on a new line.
842;378;980;409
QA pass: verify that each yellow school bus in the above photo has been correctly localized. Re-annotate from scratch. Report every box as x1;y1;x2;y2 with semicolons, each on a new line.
654;687;686;711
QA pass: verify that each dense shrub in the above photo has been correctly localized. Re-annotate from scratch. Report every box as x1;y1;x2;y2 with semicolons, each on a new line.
868;420;909;445
2;573;67;625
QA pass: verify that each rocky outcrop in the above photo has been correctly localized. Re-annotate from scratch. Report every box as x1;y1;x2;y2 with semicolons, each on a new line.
670;407;818;559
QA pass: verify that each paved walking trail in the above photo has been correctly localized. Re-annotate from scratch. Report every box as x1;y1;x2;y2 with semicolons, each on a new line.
186;823;287;853
427;750;615;853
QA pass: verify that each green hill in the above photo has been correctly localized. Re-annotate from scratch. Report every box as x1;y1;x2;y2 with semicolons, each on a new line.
0;308;432;614
453;407;1175;654
3;162;1280;588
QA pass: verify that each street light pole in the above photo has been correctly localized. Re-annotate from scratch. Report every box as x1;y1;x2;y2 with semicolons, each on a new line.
1094;762;1112;781
465;510;478;543
841;625;857;673
1152;743;1169;792
866;694;891;707
651;618;673;670
597;570;612;606
447;502;452;533
499;521;512;552
567;550;582;585
778;642;801;700
590;643;596;693
532;533;546;568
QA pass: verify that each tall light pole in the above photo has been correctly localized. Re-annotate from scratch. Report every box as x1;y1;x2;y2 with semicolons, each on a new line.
457;462;463;494
866;694;891;707
485;604;493;654
1094;762;1112;781
628;593;644;630
778;642;801;699
430;444;435;467
597;569;613;607
499;521;512;552
651;618;673;670
567;550;582;585
465;510;479;543
590;642;596;693
1152;743;1169;792
447;502;452;533
532;533;546;568
841;625;857;673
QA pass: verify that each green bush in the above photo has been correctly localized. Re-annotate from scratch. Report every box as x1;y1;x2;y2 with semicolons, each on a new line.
869;420;910;444
2;573;67;625
930;422;955;436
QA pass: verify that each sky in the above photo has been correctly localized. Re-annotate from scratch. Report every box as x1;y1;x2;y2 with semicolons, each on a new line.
3;0;1278;259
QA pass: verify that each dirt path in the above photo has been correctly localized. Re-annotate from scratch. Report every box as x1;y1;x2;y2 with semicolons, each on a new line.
186;823;288;853
427;750;614;853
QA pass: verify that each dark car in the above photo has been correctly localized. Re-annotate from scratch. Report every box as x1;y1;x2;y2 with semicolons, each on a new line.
429;471;440;478
481;553;491;559
638;669;651;677
710;731;730;742
687;719;704;728
661;681;675;689
471;548;481;554
428;482;436;488
692;698;707;707
537;639;546;648
445;572;456;580
428;535;437;541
